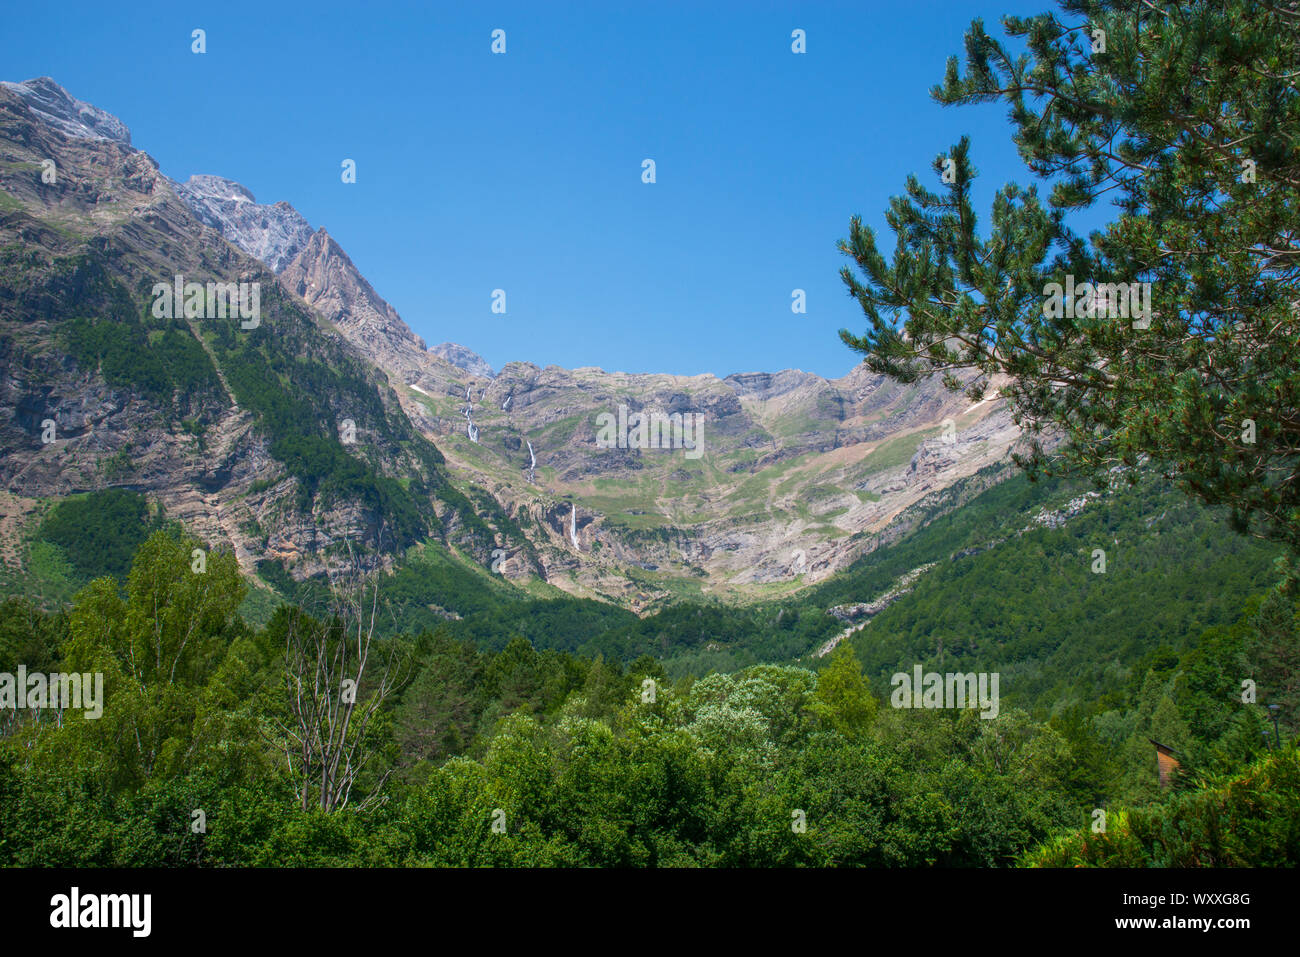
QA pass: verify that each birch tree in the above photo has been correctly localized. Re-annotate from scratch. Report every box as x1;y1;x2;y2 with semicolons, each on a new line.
274;545;411;812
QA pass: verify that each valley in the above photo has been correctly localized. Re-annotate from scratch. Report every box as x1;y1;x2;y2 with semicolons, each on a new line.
0;0;1295;880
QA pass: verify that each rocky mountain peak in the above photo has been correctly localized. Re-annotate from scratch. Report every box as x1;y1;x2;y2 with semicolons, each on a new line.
431;343;495;379
182;173;255;204
723;369;823;401
280;227;433;372
173;173;314;273
0;77;132;146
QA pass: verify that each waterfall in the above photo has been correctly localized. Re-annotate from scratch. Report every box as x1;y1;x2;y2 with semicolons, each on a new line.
462;385;478;442
502;394;512;411
526;441;536;483
569;504;579;550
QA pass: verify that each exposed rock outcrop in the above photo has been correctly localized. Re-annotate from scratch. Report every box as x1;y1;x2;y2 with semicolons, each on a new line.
431;342;495;379
0;77;131;146
174;174;314;273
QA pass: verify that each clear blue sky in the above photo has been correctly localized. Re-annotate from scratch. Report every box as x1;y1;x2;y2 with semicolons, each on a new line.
2;0;1090;380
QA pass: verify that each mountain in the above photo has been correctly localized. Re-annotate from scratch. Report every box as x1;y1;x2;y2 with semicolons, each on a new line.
414;359;1021;607
0;77;130;146
163;167;1025;603
431;342;495;379
0;78;526;589
0;76;1026;614
279;227;442;383
174;174;314;273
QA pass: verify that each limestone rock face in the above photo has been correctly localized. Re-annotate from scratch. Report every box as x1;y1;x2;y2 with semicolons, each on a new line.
174;174;314;273
281;228;431;371
431;343;495;379
0;77;131;146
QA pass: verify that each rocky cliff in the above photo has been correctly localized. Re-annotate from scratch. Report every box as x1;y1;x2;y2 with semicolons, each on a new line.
173;174;314;273
0;79;521;586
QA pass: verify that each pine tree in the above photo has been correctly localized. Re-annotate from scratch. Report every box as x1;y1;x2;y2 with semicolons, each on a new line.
838;1;1300;549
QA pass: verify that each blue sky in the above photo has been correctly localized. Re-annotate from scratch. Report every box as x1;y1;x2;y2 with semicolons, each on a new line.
1;0;1087;379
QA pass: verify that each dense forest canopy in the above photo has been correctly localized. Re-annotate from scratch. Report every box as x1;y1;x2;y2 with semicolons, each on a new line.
0;506;1294;866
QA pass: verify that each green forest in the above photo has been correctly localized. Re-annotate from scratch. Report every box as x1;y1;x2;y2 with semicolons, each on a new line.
1;488;1296;866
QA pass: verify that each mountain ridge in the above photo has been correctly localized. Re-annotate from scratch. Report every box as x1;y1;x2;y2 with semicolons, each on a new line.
0;75;1029;611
